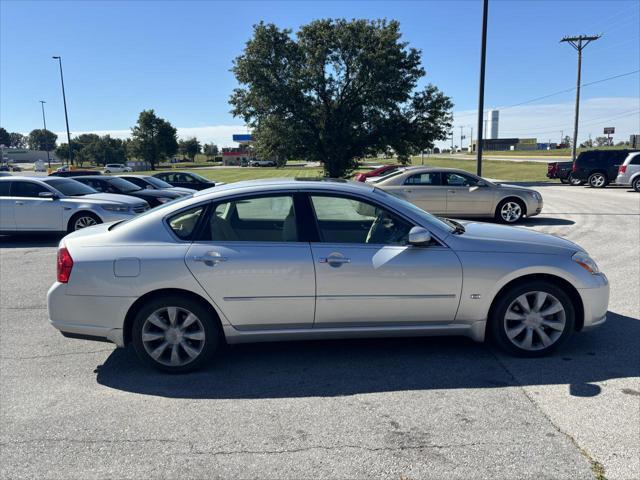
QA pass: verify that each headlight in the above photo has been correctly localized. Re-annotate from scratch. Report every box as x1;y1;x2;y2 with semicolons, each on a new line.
102;204;130;213
572;251;600;274
530;191;542;201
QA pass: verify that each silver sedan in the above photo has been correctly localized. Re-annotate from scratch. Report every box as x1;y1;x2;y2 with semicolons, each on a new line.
373;167;543;223
48;179;608;372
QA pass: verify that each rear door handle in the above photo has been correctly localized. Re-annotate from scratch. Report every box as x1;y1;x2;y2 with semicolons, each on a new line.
14;201;24;205
319;255;351;266
193;252;228;266
447;190;456;194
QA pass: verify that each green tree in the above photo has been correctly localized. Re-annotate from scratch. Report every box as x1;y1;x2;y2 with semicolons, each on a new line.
203;143;219;160
129;110;178;169
0;128;10;146
230;19;453;177
55;142;82;163
28;129;57;151
179;137;201;162
79;135;127;166
594;136;611;147
9;132;27;148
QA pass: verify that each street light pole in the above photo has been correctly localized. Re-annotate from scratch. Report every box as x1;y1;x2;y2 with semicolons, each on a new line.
560;35;601;162
39;100;51;168
475;0;489;176
52;56;73;166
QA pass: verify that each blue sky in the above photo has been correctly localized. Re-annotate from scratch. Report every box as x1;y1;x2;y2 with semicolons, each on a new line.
1;0;639;147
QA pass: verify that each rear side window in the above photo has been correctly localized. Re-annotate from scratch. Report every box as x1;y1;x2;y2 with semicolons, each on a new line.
0;181;10;196
167;206;205;240
405;172;441;185
630;155;640;165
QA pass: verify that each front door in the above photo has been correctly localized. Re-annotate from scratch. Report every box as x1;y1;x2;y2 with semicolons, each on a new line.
184;194;316;330
307;194;463;327
443;172;494;216
10;180;62;231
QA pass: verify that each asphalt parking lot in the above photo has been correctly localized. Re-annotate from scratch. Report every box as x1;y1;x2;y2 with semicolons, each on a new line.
1;183;638;480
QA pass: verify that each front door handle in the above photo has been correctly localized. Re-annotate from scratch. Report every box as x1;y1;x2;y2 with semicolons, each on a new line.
193;252;228;266
15;201;24;205
447;190;456;194
318;254;351;267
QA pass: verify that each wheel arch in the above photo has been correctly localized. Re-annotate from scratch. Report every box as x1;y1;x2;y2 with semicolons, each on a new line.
486;273;585;333
123;288;225;346
67;210;102;232
497;195;528;216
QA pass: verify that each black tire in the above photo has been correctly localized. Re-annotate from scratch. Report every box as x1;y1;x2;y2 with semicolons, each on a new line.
67;211;102;232
560;178;569;184
131;295;219;373
632;177;640;193
588;171;608;188
569;174;584;186
489;281;575;357
494;198;526;224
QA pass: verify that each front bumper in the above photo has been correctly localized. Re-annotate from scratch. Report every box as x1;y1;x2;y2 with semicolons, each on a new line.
47;282;135;347
577;273;610;331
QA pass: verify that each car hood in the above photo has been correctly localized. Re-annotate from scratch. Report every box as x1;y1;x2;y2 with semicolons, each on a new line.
493;183;535;192
170;186;197;194
75;193;147;206
447;221;584;254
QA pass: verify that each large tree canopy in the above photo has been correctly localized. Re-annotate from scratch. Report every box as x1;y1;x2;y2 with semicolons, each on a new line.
28;129;57;151
129;110;178;169
230;19;453;177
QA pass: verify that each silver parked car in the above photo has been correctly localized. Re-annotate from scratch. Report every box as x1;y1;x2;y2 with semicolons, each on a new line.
374;167;543;223
48;179;608;372
0;177;149;233
615;152;640;192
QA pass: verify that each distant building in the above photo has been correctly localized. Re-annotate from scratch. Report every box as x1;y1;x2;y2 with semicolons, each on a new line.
488;110;499;139
222;134;256;166
1;149;59;163
471;137;540;152
631;134;640;149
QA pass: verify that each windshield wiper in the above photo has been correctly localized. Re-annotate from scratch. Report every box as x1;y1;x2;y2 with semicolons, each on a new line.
444;217;466;234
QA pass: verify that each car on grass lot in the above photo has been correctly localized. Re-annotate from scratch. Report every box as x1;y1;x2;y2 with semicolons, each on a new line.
103;163;132;173
0;176;148;233
354;164;401;182
118;174;196;196
571;149;638;188
47;178;608;373
615;152;640;192
248;159;277;167
374;167;543;223
71;175;182;208
546;161;582;185
49;169;101;177
153;171;218;191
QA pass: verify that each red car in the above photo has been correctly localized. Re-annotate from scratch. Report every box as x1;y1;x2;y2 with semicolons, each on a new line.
354;164;401;182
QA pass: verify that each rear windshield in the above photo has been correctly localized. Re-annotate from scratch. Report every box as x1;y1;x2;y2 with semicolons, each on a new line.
42;178;97;196
107;177;142;193
145;176;173;188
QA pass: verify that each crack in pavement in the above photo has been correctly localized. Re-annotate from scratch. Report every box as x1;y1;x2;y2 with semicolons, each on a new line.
0;348;113;360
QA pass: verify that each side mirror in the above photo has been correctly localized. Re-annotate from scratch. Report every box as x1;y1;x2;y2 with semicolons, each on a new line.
145;185;154;190
476;180;486;187
39;191;57;199
408;226;432;246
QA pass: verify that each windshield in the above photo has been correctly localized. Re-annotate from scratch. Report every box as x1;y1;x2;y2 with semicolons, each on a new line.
189;172;210;183
145;176;173;189
107;177;142;193
43;178;97;196
371;187;455;234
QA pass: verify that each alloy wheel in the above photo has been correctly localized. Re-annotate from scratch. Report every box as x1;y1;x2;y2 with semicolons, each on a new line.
500;201;522;223
589;173;606;188
503;291;566;351
569;175;582;186
74;216;98;230
141;306;206;367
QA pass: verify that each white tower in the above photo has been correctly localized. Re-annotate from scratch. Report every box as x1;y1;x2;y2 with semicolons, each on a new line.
488;110;499;139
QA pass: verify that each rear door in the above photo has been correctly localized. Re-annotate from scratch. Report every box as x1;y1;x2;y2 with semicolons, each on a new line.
10;180;62;230
0;181;15;230
307;193;463;327
185;193;316;330
390;171;446;215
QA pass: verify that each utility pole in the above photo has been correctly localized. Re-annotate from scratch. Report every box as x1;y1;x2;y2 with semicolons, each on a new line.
475;0;489;176
459;126;465;151
39;100;51;168
52;56;73;166
470;127;474;152
560;34;601;162
560;130;563;146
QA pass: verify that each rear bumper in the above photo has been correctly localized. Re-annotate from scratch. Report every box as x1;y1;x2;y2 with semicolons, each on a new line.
47;282;134;347
615;174;631;186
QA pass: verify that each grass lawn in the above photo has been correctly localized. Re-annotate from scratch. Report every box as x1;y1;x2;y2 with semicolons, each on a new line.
412;156;550;182
136;167;325;183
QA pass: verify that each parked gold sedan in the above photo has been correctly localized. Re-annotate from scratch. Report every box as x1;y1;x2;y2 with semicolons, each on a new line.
373;167;543;223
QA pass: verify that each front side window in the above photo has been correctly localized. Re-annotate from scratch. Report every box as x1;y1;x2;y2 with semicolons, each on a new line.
310;195;412;245
200;195;298;242
11;181;50;198
168;206;205;240
444;173;478;187
629;155;640;165
0;181;11;196
405;172;441;185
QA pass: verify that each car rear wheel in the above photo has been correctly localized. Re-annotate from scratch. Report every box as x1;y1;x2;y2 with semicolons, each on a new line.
632;177;640;192
132;296;219;373
495;198;525;224
560;178;569;184
68;212;101;232
489;281;575;356
588;172;608;188
569;174;584;186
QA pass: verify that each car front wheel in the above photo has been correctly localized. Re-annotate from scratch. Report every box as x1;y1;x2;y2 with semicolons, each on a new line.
489;281;575;356
68;212;101;232
588;172;608;188
495;198;525;223
132;296;219;373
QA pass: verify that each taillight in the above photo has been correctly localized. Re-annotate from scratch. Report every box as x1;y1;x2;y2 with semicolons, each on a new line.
572;163;577;172
57;243;74;283
619;165;627;174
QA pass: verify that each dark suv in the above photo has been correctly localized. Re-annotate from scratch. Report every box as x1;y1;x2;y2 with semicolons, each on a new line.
572;149;639;188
